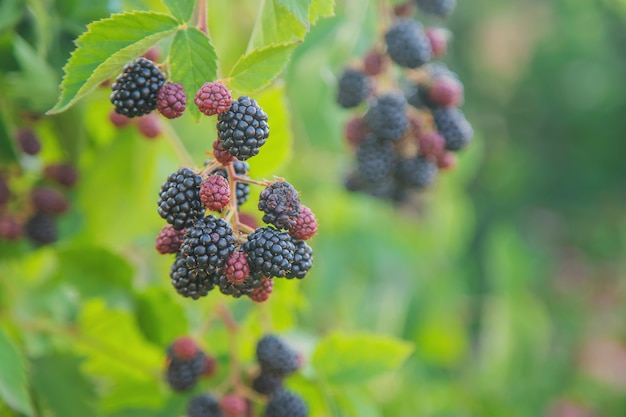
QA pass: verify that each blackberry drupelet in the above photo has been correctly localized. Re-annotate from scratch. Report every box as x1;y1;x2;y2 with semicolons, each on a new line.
110;58;165;117
336;69;370;108
252;372;283;396
256;335;300;377
287;240;313;279
264;390;308;417
157;168;205;230
180;215;236;276
195;82;232;116
365;93;408;141
25;213;57;245
217;96;269;160
155;224;185;254
384;19;432;69
415;0;457;17
188;393;223;417
396;156;438;189
288;204;317;241
248;277;273;303
170;253;216;299
356;137;396;184
258;181;300;230
432;107;473;151
157;82;186;119
243;227;295;279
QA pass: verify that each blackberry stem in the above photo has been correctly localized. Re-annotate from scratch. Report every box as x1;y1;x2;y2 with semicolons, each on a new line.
226;162;240;233
196;0;208;35
217;302;242;390
231;175;269;187
160;122;195;167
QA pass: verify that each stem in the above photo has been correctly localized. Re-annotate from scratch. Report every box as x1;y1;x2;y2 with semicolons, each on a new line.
200;161;221;176
161;122;195;167
197;0;208;35
231;175;269;187
226;163;240;233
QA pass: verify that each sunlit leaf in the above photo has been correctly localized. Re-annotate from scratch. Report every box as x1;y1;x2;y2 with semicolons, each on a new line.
163;0;195;22
0;328;34;417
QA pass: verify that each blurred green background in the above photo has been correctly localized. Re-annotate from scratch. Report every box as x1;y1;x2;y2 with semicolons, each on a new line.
1;0;625;416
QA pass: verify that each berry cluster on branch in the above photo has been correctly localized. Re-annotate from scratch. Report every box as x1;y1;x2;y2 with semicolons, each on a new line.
336;0;473;203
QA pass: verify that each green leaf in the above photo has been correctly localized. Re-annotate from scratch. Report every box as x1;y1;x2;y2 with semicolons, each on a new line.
135;287;189;346
309;0;335;25
312;333;413;385
0;108;17;164
48;12;179;114
0;328;34;416
31;354;98;417
227;42;299;94
163;0;195;22
248;0;307;49
0;0;22;33
275;0;313;24
169;27;218;120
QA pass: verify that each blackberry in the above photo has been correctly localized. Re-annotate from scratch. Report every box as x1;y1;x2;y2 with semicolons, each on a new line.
363;50;388;77
31;187;69;215
157;168;205;230
136;114;161;139
425;27;450;58
243;227;295;279
394;1;416;17
200;174;231;211
0;177;10;206
437;151;457;170
252;372;283;396
216;273;262;298
256;335;299;377
258;181;300;230
43;164;78;188
180;215;236;276
417;131;445;159
429;75;464;107
264;390;308;417
225;250;250;285
16;129;41;155
336;69;370;108
396;156;438;189
220;394;248;417
406;83;434;109
344;116;369;148
195;82;233;116
0;216;23;241
288;204;317;241
217;96;269;160
170;253;216;299
168;337;200;360
25;213;57;245
188;394;223;417
425;62;458;80
287;240;313;279
109;110;132;127
142;46;161;63
211;161;250;206
248;278;273;303
415;0;457;17
155;224;185;254
365;93;408;141
201;354;218;377
157;82;186;119
212;140;235;164
356;137;395;184
432;107;473;151
110;58;165;117
384;19;432;69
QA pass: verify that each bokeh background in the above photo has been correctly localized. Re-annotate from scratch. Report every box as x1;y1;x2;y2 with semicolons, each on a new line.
1;0;625;416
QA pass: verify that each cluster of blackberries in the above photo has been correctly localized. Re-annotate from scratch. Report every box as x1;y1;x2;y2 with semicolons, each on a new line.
0;128;78;246
165;336;217;392
336;0;473;203
155;168;317;301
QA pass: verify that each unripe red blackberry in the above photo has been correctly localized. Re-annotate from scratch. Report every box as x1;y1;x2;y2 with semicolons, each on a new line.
238;213;259;230
385;19;432;69
344;116;368;148
417;131;445;160
137;114;162;139
225;250;250;285
25;213;57;245
0;216;23;241
195;82;233;116
429;75;463;107
258;181;301;230
336;68;371;108
31;187;69;215
437;151;457;170
16;128;41;155
201;354;218;377
287;240;313;279
217;96;269;161
264;390;308;417
415;0;457;18
394;1;416;17
155;224;186;254
363;49;389;76
432;107;473;151
211;161;250;207
248;277;273;303
110;58;165;117
157;82;187;119
157;168;205;230
200;174;231;211
288;205;317;241
188;394;222;417
109;110;132;127
365;93;408;141
425;27;450;58
212;140;235;164
256;335;300;377
252;372;283;396
396;156;438;189
220;394;248;417
43;164;78;188
142;46;161;63
168;336;200;361
244;227;295;279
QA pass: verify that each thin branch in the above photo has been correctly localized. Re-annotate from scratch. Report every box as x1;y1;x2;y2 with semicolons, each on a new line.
160;122;195;167
197;0;208;35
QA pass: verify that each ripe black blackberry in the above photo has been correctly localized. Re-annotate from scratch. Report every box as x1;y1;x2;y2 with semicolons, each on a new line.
180;215;236;276
384;19;432;69
170;253;216;299
406;82;435;109
157;168;205;230
252;371;283;395
336;69;370;108
256;335;300;377
243;227;295;279
110;57;165;117
432;107;473;151
365;93;408;141
258;181;300;230
25;213;57;245
356;137;396;184
264;390;308;417
166;351;205;391
287;240;313;279
395;156;438;189
217;96;269;160
188;393;223;417
211;161;250;207
415;0;457;18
